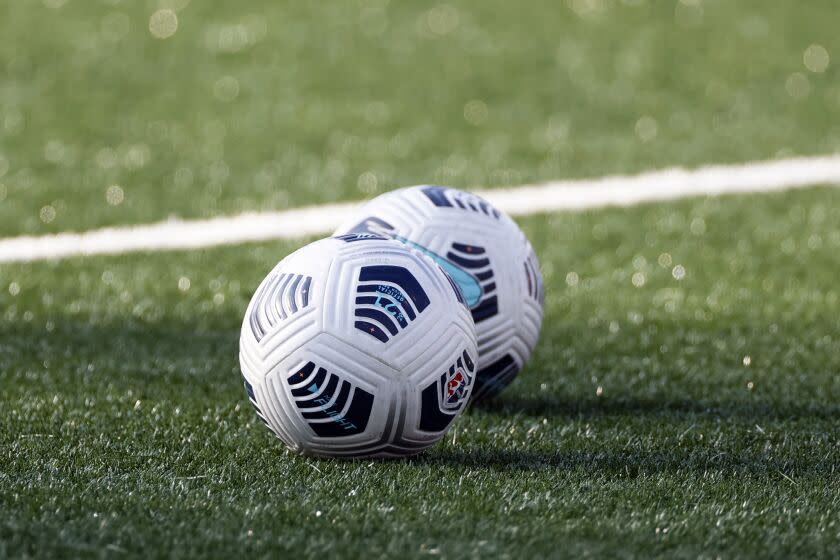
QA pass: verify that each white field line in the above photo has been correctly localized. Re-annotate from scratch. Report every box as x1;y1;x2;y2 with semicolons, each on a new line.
1;154;840;264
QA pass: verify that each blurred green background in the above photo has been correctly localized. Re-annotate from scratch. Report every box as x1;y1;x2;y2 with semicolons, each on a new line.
3;1;840;558
1;0;839;236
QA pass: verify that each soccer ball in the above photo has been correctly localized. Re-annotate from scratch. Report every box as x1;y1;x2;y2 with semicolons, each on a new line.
239;234;478;458
335;186;544;400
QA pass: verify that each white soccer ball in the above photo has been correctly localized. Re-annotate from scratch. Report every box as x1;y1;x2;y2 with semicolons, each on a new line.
335;186;544;400
239;234;478;458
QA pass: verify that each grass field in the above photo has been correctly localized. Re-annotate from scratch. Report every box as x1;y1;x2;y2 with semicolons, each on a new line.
3;1;840;558
4;188;840;558
2;0;840;236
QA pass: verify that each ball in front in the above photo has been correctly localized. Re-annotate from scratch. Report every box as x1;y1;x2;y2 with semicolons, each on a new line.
335;186;544;400
239;234;478;458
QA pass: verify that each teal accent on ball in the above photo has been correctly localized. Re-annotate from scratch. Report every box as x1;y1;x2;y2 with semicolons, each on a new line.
393;236;483;307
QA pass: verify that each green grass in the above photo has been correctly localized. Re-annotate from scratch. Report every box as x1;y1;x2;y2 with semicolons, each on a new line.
3;0;840;557
1;0;840;236
3;187;840;558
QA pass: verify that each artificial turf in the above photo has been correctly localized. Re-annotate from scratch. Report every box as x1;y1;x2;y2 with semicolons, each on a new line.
3;0;840;557
3;187;840;558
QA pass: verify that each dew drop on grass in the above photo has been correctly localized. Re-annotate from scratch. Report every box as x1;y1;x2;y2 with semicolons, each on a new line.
803;44;830;73
44;140;66;164
106;185;124;206
149;9;178;39
213;76;240;102
464;100;488;126
39;205;56;224
635;116;658;142
96;148;118;169
690;217;706;235
785;72;811;99
426;4;459;36
632;272;646;287
357;171;378;194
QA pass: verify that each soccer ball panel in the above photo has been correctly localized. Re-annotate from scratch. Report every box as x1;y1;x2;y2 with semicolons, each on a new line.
401;329;477;442
324;235;472;371
258;335;397;456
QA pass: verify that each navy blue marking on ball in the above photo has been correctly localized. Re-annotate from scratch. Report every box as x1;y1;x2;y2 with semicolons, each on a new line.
242;377;270;427
420;186;501;219
249;273;313;342
446;243;498;323
286;362;374;437
471;296;499;322
357;284;417;320
355;307;401;335
343;216;396;237
471;354;519;401
524;250;544;304
420;379;457;432
419;351;474;432
354;265;430;342
462;349;475;372
290;364;325;398
439;265;468;307
446;252;490;269
359;266;430;311
475;270;493;281
420;186;453;207
354;321;389;343
297;371;340;409
334;232;389;243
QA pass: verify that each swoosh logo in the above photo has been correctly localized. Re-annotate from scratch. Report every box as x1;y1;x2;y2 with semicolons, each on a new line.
393;236;482;307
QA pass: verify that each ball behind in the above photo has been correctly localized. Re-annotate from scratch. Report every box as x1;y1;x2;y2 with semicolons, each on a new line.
335;186;544;400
